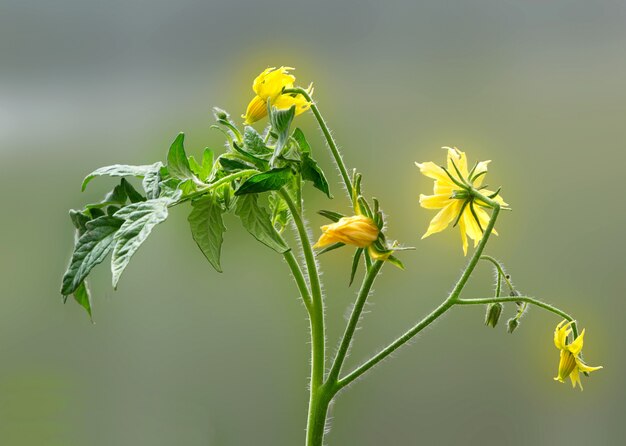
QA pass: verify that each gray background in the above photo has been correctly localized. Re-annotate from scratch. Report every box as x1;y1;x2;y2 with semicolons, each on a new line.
1;0;624;444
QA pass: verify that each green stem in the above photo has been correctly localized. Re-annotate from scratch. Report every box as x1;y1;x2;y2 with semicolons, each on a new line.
283;87;353;197
172;169;259;205
480;255;514;293
283;249;313;313
457;296;580;336
337;195;500;389
278;188;326;445
327;260;384;385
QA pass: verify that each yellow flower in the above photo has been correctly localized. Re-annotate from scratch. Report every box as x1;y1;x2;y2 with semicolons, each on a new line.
416;147;507;255
313;215;379;249
553;320;602;390
243;66;313;124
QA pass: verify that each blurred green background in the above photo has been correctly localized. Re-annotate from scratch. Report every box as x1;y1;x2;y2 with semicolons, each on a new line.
1;0;624;444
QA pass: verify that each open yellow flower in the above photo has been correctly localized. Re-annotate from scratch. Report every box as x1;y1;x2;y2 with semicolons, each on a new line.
243;66;313;124
416;147;507;255
313;215;379;249
553;320;602;390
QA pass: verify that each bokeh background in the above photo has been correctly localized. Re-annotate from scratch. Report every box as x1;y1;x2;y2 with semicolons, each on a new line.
1;0;625;444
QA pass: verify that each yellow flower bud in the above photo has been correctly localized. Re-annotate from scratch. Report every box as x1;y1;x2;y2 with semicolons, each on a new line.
313;215;379;249
243;66;312;124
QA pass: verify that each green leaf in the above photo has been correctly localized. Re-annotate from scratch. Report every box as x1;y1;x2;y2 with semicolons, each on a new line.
61;215;124;296
349;248;364;286
218;155;256;172
269;192;290;232
243;126;272;156
188;194;226;272
234;167;292;196
111;199;170;288
234;194;289;253
72;281;93;322
166;133;195;181
318;210;345;222
142;162;164;199
85;183;127;210
292;128;311;154
301;153;331;198
69;210;91;236
121;178;145;203
269;105;295;163
189;148;214;181
82;162;163;191
387;255;405;270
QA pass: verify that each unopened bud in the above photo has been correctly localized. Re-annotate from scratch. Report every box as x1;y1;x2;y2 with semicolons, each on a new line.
507;318;520;334
484;303;503;328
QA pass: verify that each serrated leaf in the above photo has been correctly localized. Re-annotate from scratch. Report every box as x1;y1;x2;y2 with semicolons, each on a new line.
292;128;311;154
61;215;124;295
111;199;170;288
234;194;289;253
167;133;195;181
301;153;331;198
189;148;214;181
141;162;164;199
121;178;145;203
72;281;93;322
349;248;364;286
234;167;292;196
269;105;295;164
188;195;226;272
243;126;272;156
82;162;163;191
318;210;345;222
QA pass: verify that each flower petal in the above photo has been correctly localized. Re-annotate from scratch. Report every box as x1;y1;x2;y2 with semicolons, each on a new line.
554;320;573;350
445;147;469;179
243;95;268;124
422;201;461;239
568;329;585;355
415;161;452;184
419;193;451;210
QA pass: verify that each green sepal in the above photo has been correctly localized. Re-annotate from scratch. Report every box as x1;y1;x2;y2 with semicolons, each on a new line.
349;248;364;286
318;210;345;222
188;194;226;273
234;167;293;196
386;255;405;270
234;194;289;253
316;242;345;255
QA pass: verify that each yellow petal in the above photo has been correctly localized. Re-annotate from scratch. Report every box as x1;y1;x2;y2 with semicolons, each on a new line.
243;95;268;124
575;357;603;374
568;329;585;355
556;349;577;382
419;193;452;210
253;66;295;100
422;201;461;239
458;215;469;255
445;147;468;179
554;320;573;350
569;367;582;390
471;160;491;186
461;206;483;246
415;161;452;185
314;215;379;249
272;92;311;115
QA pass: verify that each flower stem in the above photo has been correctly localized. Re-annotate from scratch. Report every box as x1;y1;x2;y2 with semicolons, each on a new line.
283;87;353;197
327;260;384;384
337;197;501;389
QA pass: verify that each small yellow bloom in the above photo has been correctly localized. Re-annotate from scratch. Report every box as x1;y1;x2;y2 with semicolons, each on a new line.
313;215;379;249
243;66;313;124
416;147;507;255
553;320;602;390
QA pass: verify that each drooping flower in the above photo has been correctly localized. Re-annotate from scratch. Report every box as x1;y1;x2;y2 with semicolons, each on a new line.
553;320;602;390
416;147;507;255
243;67;313;124
313;215;379;249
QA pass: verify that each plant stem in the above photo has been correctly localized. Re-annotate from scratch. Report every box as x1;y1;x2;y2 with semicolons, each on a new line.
173;169;259;205
283;87;353;197
327;260;384;384
337;197;500;389
278;188;327;445
283;249;313;313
